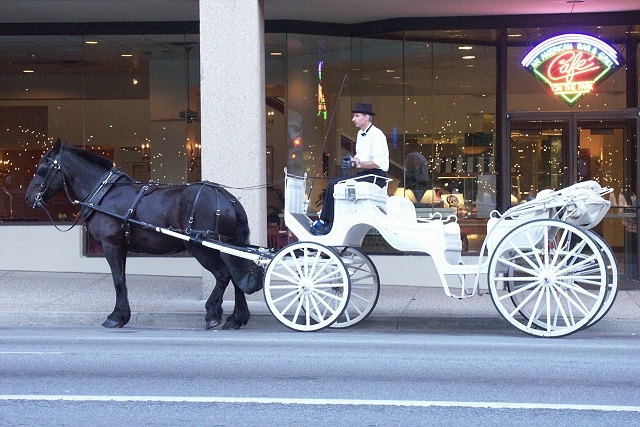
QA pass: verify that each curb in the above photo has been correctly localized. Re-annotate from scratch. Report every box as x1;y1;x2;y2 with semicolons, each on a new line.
1;311;639;338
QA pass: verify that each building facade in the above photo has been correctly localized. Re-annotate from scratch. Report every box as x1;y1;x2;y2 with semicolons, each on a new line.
0;1;639;286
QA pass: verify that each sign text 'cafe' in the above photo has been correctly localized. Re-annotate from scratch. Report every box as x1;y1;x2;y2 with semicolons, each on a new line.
521;33;624;106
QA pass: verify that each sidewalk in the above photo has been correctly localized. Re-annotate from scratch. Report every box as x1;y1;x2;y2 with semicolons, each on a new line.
1;270;639;334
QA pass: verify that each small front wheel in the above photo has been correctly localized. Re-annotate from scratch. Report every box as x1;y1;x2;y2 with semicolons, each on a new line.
264;241;350;331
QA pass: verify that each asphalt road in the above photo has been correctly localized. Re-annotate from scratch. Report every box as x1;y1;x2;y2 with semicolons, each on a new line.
1;326;639;426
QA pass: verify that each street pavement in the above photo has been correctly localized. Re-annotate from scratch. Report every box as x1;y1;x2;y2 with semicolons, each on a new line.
0;270;639;335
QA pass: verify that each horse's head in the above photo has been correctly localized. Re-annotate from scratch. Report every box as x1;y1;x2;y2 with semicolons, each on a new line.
25;139;66;209
26;139;118;209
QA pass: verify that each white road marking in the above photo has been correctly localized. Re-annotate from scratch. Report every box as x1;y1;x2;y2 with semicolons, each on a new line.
0;352;64;355
0;395;639;412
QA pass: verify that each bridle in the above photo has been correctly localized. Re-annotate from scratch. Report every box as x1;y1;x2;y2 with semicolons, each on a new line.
30;150;83;231
31;151;64;209
31;150;77;213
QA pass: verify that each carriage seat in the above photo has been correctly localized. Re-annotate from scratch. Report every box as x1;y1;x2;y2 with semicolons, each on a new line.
334;178;389;203
386;196;462;263
284;171;309;215
386;196;416;223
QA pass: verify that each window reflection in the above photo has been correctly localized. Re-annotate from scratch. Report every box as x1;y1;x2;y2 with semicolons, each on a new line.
0;34;200;223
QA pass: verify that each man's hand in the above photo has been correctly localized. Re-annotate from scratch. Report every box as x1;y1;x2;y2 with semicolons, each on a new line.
342;155;353;169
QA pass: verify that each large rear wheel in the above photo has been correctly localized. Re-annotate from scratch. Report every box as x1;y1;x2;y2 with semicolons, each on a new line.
263;241;350;331
584;230;618;327
488;219;607;337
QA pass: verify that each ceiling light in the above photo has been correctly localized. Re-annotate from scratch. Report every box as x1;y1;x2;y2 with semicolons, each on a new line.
23;69;34;73
120;54;133;57
85;41;98;45
458;46;473;50
508;34;523;38
462;55;475;60
270;52;282;56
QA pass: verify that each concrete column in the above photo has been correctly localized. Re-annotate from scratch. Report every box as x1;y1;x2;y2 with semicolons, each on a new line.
199;0;266;298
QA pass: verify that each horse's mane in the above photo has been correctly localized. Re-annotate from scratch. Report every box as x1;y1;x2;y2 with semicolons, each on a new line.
65;144;115;170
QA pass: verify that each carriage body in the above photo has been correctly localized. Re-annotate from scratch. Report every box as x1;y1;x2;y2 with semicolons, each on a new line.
263;169;618;337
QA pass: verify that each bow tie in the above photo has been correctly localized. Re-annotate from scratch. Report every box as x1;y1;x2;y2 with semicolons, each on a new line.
361;132;366;137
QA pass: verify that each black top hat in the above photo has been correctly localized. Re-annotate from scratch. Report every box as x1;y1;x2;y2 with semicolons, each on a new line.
351;102;375;116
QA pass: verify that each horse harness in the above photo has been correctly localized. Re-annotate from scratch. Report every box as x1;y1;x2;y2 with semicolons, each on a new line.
77;170;237;246
36;149;237;245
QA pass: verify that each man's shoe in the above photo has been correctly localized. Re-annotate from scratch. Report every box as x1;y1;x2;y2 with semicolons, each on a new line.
309;223;331;235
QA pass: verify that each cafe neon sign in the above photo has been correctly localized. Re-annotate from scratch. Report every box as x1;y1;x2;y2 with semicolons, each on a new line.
521;33;624;106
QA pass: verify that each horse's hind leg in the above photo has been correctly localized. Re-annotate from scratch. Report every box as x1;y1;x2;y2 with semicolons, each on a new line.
189;248;226;328
188;245;250;330
204;273;230;330
221;283;250;330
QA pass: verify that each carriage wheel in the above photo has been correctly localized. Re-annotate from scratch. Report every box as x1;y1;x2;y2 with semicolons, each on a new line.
263;241;350;331
487;219;607;337
584;230;618;327
322;247;380;328
502;228;617;331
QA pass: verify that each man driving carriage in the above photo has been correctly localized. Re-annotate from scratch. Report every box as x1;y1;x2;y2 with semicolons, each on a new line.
310;102;390;235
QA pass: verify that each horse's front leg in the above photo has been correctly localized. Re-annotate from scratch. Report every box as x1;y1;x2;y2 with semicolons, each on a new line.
222;283;250;330
101;244;131;328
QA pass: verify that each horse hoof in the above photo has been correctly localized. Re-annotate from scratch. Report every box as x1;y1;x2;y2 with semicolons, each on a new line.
102;319;125;328
206;319;221;330
222;321;241;330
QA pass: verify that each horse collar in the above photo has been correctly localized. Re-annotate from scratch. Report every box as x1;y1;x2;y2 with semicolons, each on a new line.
80;169;128;221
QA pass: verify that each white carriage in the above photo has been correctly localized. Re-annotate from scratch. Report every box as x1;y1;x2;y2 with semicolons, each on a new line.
261;170;618;337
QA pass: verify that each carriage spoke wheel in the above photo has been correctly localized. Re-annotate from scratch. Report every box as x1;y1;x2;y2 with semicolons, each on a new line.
488;219;608;337
316;247;380;328
264;241;350;331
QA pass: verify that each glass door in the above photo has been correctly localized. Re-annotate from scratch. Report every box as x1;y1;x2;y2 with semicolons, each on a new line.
509;120;568;204
509;113;639;288
577;119;638;285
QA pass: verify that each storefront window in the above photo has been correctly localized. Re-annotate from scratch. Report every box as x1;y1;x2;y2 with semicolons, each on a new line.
0;33;200;224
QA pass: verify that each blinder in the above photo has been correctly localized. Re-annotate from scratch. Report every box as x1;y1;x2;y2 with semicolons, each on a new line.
31;153;63;208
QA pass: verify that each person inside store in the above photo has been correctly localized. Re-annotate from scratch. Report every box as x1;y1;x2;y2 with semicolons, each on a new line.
310;102;390;236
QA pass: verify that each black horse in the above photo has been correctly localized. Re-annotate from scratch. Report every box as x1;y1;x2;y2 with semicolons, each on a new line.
25;139;261;330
